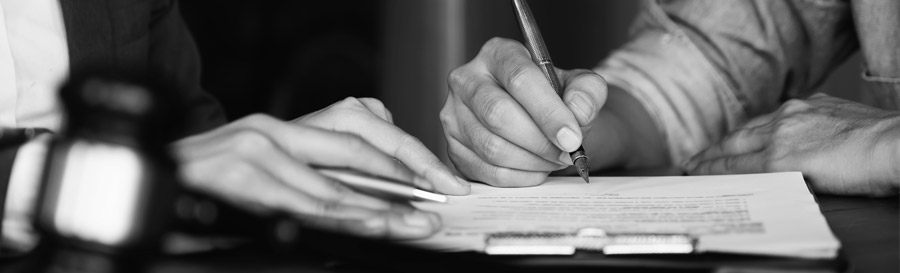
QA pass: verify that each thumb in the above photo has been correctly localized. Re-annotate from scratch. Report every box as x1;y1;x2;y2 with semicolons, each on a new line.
559;69;608;127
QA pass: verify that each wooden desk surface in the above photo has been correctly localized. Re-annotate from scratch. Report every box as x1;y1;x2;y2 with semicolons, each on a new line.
818;195;898;273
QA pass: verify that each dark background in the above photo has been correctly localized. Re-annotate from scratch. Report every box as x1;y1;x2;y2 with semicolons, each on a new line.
178;0;862;161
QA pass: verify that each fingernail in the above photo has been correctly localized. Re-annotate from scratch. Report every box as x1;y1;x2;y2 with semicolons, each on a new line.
558;151;573;165
455;176;472;193
568;92;595;122
403;212;431;228
556;127;581;152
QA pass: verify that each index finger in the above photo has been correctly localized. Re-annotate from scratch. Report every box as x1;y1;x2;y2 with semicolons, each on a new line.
685;152;767;175
685;125;770;168
481;38;583;153
339;113;471;196
208;115;421;193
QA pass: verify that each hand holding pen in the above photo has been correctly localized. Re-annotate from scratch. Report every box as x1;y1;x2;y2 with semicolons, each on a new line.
175;98;467;240
440;0;608;187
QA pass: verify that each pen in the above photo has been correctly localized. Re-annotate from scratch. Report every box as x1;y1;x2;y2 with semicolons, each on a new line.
511;0;590;183
316;167;448;203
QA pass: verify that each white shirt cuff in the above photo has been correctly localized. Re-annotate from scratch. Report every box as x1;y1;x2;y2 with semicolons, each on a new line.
2;134;51;254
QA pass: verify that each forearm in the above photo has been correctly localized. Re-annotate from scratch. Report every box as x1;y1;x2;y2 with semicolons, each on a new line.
852;0;900;78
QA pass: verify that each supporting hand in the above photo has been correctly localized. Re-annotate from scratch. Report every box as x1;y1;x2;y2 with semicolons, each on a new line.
685;93;900;197
172;98;467;239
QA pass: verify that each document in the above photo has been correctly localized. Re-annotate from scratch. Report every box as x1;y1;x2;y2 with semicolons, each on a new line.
411;172;839;258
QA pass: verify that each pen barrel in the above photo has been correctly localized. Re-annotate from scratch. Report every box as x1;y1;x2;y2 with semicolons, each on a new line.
316;168;447;203
538;62;564;97
512;0;564;97
512;0;551;62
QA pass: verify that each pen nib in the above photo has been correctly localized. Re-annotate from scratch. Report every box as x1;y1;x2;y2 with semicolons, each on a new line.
571;150;590;183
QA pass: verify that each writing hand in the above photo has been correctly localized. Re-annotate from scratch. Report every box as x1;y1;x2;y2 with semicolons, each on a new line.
172;98;466;239
441;38;607;187
685;93;900;197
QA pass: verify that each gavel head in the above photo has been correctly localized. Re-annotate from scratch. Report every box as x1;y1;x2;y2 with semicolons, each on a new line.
59;71;185;148
34;71;183;255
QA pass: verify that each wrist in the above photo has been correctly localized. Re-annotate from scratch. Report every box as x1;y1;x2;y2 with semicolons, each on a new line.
583;86;669;170
607;86;669;169
582;111;627;170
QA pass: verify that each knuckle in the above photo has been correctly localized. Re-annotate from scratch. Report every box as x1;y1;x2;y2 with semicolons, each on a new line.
503;62;532;91
213;162;255;188
726;130;751;147
341;96;363;105
781;99;811;113
340;133;368;152
239;113;273;125
765;149;790;170
809;93;828;100
493;37;528;56
760;145;789;171
439;101;455;126
771;118;800;136
447;66;468;87
334;97;365;111
448;65;486;102
479;132;509;163
358;97;392;120
357;97;386;109
481;96;514;130
382;107;394;122
231;130;274;155
439;112;455;130
482;37;515;54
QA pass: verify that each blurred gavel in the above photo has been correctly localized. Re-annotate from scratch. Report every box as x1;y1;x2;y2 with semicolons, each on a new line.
31;72;291;260
33;73;183;254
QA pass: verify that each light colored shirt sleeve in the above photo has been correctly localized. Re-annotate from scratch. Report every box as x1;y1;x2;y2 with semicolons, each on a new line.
594;0;857;164
0;0;69;130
